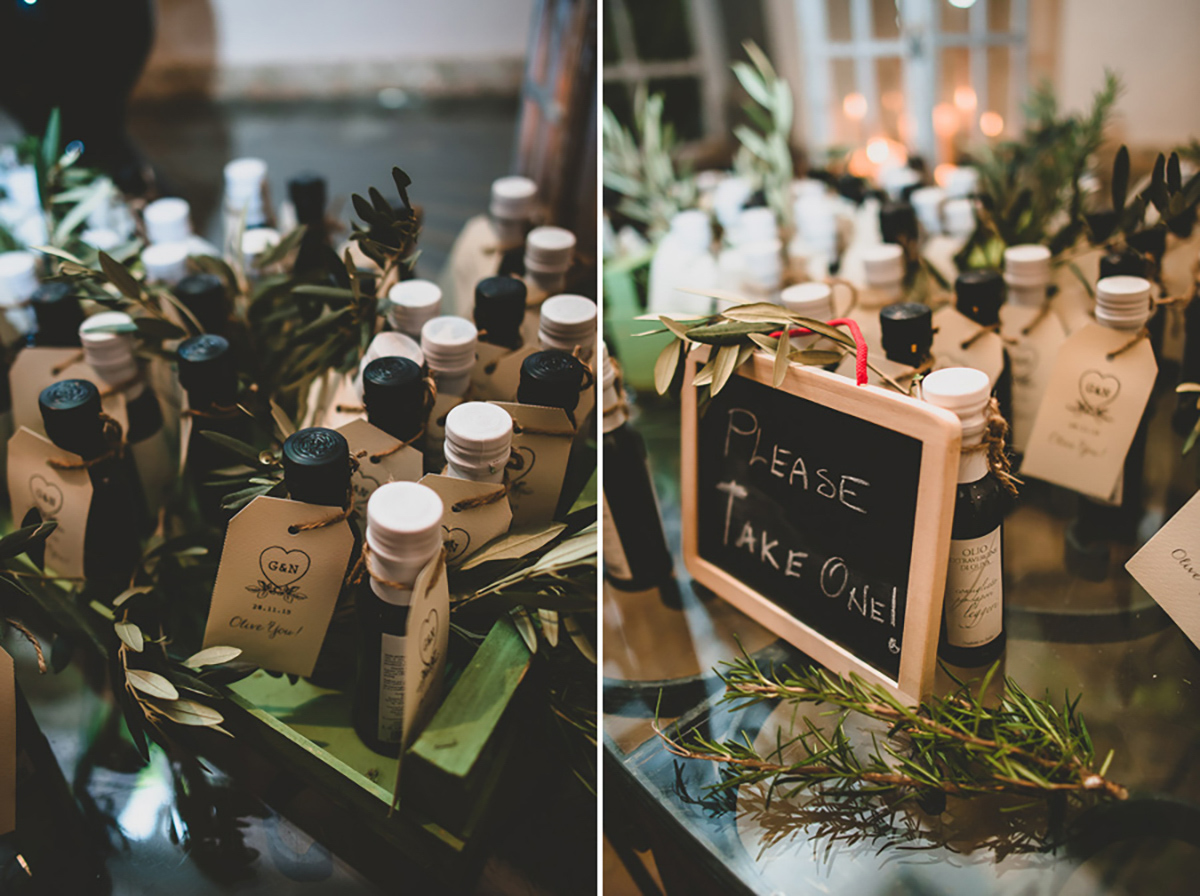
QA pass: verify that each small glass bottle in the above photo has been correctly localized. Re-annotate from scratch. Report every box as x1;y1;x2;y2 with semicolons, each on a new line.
80;311;167;526
524;226;575;297
363;356;427;449
600;344;673;590
740;239;784;303
1066;276;1156;575
841;243;904;377
38;379;145;600
879;199;920;274
222;157;271;249
141;241;188;286
922;367;1006;667
174;273;231;337
177;334;252;527
421;315;477;399
952;269;1014;426
29;282;84;348
443;402;513;484
473;276;527;352
780;281;835;352
386;280;443;341
288;171;348;286
143;196;193;246
490;175;538;276
353;480;445;756
538;294;597;363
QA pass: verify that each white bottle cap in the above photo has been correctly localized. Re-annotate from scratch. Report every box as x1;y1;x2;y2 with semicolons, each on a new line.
224;157;268;203
444;401;513;482
1003;244;1052;289
669;210;712;253
5;166;39;211
862;243;905;287
713;177;752;232
538;294;597;358
144;197;193;245
943;198;976;239
1095;276;1152;330
80;311;138;380
740;240;783;290
241;228;281;259
880;165;921;200
366;481;444;600
910;186;946;235
737;207;778;245
386;279;442;336
921;366;991;442
82;228;122;251
354;331;425;399
781;281;834;320
421;315;478;376
794;196;839;240
791;178;827;202
142;241;189;284
489;176;537;221
944;166;980;198
0;251;39;304
524;226;576;274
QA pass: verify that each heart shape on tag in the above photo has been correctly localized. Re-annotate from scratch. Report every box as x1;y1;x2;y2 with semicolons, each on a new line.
508;445;536;483
259;546;312;588
443;526;471;562
1078;369;1121;414
418;608;440;666
29;474;63;518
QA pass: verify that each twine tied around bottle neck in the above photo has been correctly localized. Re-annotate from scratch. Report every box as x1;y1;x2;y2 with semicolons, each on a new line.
450;451;523;512
47;413;127;470
960;397;1020;496
352;543;446;593
288;488;356;534
1105;327;1150;361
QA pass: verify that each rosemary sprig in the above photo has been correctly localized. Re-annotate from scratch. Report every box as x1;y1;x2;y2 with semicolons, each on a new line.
657;654;1127;804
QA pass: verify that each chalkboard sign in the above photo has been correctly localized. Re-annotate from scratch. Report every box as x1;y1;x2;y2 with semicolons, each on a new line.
681;348;961;699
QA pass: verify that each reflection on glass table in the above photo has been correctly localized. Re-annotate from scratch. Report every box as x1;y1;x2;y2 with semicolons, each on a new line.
603;385;1200;896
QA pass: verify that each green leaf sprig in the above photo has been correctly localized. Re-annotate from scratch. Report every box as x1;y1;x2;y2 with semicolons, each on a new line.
731;41;794;237
657;653;1127;805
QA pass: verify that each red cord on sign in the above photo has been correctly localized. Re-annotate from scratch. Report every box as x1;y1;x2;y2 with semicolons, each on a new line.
769;318;868;386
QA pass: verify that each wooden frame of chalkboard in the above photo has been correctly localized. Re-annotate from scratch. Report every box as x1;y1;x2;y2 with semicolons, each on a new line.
681;347;961;700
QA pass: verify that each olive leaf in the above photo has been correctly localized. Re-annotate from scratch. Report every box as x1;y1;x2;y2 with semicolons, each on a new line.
458;523;569;570
1111;145;1129;213
153;699;224;726
184;645;243;669
97;250;143;300
710;344;741;396
127;668;179;700
654;338;682;395
115;621;144;653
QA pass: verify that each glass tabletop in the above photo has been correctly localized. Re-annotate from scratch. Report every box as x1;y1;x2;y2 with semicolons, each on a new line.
602;378;1200;895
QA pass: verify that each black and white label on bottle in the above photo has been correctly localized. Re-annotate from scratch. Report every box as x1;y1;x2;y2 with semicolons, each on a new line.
945;527;1003;648
377;631;406;744
602;492;633;580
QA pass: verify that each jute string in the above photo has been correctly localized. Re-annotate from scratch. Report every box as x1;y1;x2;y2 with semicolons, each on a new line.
47;413;127;470
961;397;1020;496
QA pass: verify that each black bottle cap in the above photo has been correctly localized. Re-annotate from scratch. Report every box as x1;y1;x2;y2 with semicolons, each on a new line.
288;172;327;225
1127;228;1167;262
1099;248;1147;280
880;302;933;364
177;334;237;407
39;379;104;457
880;201;918;244
474;276;527;346
363;356;425;441
282;427;350;507
836;174;866;205
175;273;229;335
517;350;587;414
31;281;84;347
955;269;1004;326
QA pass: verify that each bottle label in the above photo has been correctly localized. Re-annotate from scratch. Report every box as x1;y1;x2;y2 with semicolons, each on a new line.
602;492;634;581
945;527;1003;648
377;631;406;744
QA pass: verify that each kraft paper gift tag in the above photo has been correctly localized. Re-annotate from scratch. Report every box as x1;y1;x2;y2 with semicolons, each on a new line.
999;304;1068;453
931;306;1005;387
7;427;93;577
9;348;88;435
399;550;450;765
418;473;512;565
1;646;13;835
469;343;539;402
440;215;501;317
202;495;355;676
1021;323;1156;502
304;369;363;432
425;391;464;463
337;419;422;523
1127;489;1200;649
491;401;574;527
